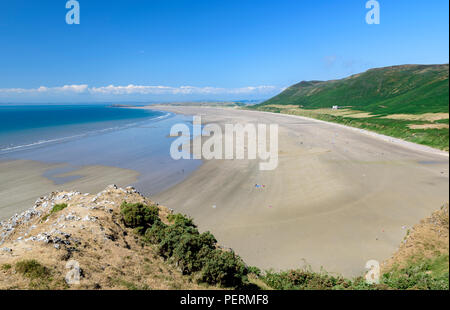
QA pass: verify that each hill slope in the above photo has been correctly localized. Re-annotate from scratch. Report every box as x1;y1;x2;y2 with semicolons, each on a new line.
0;185;209;289
258;64;449;115
250;64;449;150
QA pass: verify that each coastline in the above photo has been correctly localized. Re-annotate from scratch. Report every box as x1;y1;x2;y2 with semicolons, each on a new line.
1;105;448;277
150;104;449;157
0;109;202;220
145;105;449;277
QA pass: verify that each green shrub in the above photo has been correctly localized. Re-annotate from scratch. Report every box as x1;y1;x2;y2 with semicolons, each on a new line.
261;269;354;290
200;250;248;287
247;266;262;276
120;207;248;288
156;222;195;258
172;231;217;274
143;220;168;243
167;213;197;228
15;260;50;279
120;202;160;233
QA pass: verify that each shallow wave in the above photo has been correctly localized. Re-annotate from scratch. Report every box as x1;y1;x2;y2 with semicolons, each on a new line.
0;111;173;154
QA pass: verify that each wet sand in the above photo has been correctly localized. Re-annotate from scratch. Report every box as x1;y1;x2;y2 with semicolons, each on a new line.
0;112;201;220
150;106;449;277
0;159;139;220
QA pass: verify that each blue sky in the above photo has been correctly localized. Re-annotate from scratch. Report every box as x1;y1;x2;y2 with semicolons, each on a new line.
0;0;448;103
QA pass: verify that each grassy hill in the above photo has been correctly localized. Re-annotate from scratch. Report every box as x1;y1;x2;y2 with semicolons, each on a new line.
258;64;449;114
250;64;449;150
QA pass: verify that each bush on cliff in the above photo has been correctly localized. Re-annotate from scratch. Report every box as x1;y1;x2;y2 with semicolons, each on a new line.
261;269;352;290
120;202;248;287
120;202;159;234
172;231;217;274
200;249;248;287
167;213;196;228
144;220;167;243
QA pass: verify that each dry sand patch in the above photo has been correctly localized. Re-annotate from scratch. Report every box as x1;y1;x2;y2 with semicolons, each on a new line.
264;106;376;119
383;113;449;122
408;124;449;130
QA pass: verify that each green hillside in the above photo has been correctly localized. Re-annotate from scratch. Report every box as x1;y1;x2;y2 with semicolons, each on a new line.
250;64;449;151
257;64;449;115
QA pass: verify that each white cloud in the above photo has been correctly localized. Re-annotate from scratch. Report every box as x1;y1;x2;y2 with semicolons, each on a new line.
0;84;282;96
89;84;280;95
0;84;89;94
56;84;89;92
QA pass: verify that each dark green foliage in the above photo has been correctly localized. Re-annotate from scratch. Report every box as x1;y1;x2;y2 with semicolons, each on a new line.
247;266;262;276
261;269;351;290
156;222;194;258
200;250;248;287
143;220;167;243
120;206;248;287
167;213;197;228
172;231;217;274
15;260;50;279
120;202;160;233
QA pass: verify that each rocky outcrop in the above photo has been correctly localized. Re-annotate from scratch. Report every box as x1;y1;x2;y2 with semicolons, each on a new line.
0;185;203;290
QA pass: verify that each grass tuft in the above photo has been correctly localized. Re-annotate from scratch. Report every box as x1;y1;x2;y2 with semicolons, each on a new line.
15;259;50;280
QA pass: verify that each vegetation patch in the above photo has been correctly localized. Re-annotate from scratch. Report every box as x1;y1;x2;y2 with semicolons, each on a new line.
15;259;50;280
263;269;341;290
258;261;449;290
381;255;449;290
42;203;69;222
1;264;11;271
120;201;249;288
51;203;68;213
200;250;249;288
120;202;159;234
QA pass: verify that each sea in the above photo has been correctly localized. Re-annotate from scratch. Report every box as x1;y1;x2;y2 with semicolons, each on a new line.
0;104;201;195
